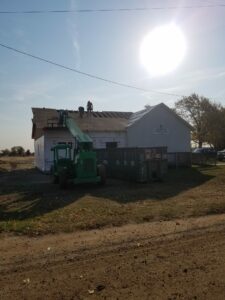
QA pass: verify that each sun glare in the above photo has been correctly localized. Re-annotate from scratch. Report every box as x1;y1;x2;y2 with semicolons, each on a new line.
140;24;186;77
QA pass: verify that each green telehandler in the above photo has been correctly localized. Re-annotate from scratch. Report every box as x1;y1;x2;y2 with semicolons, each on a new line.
51;113;106;189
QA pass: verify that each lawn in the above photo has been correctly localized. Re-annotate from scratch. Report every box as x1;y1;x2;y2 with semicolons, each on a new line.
0;157;225;235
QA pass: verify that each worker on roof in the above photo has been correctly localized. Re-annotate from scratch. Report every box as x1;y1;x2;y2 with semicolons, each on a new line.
87;100;93;115
78;106;84;118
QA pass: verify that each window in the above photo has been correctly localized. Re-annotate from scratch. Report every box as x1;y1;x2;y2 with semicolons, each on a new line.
58;149;67;159
152;124;169;135
106;142;118;149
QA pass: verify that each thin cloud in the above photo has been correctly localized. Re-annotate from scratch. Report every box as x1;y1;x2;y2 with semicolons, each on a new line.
9;75;63;103
67;0;81;69
144;67;225;96
13;28;25;39
179;68;225;82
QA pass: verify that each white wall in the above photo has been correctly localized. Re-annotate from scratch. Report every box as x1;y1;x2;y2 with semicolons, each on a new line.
34;136;45;171
36;129;126;172
88;131;126;149
127;106;191;152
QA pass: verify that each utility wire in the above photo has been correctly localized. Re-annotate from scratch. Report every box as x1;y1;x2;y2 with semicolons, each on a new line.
1;4;225;14
0;42;183;97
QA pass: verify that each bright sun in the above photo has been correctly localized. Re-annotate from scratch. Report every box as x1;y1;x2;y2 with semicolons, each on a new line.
140;24;186;77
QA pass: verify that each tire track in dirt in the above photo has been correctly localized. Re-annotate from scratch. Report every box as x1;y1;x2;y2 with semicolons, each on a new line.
1;214;225;299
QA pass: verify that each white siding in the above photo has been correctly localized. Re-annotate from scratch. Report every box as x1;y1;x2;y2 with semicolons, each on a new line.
34;136;45;171
127;106;191;152
88;131;126;149
36;129;126;172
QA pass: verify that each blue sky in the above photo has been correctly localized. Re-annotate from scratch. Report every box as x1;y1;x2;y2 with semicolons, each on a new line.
1;0;225;150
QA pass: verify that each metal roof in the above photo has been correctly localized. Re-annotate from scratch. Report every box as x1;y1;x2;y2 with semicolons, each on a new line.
126;106;155;127
127;103;193;130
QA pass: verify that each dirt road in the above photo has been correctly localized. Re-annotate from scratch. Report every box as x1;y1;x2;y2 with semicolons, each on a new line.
1;215;225;300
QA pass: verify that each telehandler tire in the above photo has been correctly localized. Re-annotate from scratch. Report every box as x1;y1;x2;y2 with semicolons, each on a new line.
59;172;68;189
53;175;59;184
97;164;106;185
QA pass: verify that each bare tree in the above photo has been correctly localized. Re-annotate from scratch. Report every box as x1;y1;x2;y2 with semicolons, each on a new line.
205;106;225;149
175;94;225;149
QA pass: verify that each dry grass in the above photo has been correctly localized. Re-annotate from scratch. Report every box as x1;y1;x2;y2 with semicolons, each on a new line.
0;157;225;235
0;156;34;172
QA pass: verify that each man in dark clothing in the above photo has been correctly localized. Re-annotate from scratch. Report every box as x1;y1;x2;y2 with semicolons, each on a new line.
87;101;93;114
78;106;84;118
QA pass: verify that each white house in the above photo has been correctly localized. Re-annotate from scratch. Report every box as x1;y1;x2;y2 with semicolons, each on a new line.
32;103;192;172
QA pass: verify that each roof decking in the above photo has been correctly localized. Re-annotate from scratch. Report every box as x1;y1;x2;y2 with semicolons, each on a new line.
32;103;192;140
32;108;132;139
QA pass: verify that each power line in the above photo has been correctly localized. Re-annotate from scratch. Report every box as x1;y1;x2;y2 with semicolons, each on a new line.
0;42;183;97
1;4;225;14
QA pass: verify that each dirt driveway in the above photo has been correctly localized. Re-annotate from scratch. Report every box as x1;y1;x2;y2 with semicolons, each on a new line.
1;214;225;300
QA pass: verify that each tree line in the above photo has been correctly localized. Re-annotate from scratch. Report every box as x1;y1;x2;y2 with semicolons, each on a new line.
175;94;225;150
0;146;32;157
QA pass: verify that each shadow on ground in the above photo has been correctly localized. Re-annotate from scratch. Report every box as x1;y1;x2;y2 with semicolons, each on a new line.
0;166;215;221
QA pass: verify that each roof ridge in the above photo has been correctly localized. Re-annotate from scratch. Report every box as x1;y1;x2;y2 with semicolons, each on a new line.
32;107;133;114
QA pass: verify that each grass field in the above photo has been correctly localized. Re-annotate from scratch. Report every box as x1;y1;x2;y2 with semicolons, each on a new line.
0;156;225;235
